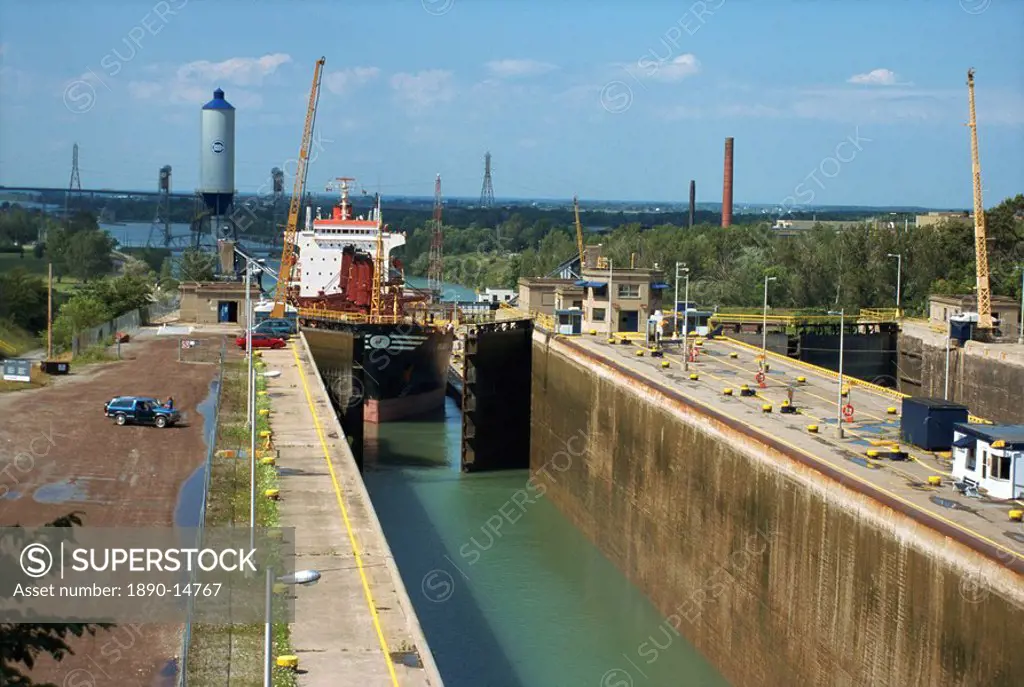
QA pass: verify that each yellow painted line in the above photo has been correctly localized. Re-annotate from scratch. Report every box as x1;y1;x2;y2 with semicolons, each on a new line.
289;343;400;685
606;339;1024;565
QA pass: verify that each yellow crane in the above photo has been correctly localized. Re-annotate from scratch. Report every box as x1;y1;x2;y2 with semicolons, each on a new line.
271;57;325;319
573;194;585;273
966;68;992;331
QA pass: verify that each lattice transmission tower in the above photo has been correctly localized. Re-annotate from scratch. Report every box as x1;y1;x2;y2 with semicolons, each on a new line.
479;151;494;208
427;174;444;294
64;143;82;230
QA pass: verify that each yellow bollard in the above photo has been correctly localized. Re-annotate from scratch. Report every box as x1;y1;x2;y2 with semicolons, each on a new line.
607;338;616;344
927;476;942;486
260;456;276;466
866;450;880;458
762;404;772;413
277;655;299;670
887;407;897;415
729;352;738;358
590;329;597;335
258;408;270;417
807;425;818;433
264;488;280;500
259;430;272;439
635;349;645;356
660;360;670;368
689;373;699;380
723;388;733;396
1009;510;1024;522
796;376;807;383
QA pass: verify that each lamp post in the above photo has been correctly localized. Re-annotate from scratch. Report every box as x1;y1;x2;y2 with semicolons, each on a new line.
673;262;681;338
1016;265;1024;345
243;259;257;554
829;309;845;438
887;253;902;314
607;259;613;339
762;276;777;361
680;266;691;370
264;569;321;686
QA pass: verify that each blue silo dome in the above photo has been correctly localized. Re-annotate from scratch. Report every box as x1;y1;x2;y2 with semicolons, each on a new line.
202;88;234;110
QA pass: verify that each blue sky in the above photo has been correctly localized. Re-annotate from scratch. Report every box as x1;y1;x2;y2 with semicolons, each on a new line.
1;0;1022;208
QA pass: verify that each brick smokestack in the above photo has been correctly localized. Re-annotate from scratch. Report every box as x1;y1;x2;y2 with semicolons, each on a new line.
688;179;696;229
722;137;734;228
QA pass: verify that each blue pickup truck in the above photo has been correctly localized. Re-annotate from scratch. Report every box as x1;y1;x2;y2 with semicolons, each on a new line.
104;396;181;428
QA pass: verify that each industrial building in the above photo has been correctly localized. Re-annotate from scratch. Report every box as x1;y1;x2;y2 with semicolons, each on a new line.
928;294;1021;340
178;281;261;326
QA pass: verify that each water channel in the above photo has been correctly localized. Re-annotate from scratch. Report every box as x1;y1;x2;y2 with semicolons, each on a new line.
363;397;729;687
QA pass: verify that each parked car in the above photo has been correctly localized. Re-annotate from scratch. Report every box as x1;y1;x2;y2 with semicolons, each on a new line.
250;318;297;337
235;333;286;350
104;396;180;428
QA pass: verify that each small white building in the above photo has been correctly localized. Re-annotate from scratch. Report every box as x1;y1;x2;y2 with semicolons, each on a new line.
950;423;1024;499
477;288;516;304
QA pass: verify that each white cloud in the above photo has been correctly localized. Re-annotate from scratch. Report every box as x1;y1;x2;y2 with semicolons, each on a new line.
485;59;557;78
647;54;700;82
323;67;380;95
126;53;290;109
389;70;455;112
847;68;899;86
176;53;292;87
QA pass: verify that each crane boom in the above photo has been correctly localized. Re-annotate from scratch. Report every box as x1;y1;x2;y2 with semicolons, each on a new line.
573;194;584;273
271;57;325;319
967;68;992;330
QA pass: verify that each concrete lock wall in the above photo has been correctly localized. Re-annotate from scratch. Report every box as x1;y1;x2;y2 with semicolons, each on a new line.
531;331;1024;687
898;332;1024;424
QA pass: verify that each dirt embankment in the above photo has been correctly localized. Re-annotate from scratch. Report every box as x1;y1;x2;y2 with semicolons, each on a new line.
0;335;226;687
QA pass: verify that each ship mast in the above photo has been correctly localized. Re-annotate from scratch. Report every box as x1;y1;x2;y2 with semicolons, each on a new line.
370;193;384;323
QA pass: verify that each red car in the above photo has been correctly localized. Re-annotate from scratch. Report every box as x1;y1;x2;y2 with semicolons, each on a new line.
235;333;286;350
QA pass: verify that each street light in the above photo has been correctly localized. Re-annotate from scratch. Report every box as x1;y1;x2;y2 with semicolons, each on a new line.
829;309;845;439
1016;265;1024;345
762;276;777;361
886;253;902;314
677;265;691;370
264;568;321;686
607;259;614;339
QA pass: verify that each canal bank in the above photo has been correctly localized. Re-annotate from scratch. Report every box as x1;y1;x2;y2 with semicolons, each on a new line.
361;395;729;686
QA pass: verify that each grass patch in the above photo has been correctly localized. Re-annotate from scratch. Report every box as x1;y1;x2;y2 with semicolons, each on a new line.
0;254;84;293
185;356;297;686
0;321;40;356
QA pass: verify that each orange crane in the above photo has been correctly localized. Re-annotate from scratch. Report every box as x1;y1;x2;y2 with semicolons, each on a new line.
573;195;585;273
271;57;325;319
966;68;992;331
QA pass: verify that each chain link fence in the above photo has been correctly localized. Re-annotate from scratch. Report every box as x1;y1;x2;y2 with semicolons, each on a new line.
176;338;226;687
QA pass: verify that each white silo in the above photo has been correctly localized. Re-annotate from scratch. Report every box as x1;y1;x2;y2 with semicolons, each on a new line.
199;88;235;218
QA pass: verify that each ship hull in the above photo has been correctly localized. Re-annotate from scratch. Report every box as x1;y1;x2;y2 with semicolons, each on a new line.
303;323;453;424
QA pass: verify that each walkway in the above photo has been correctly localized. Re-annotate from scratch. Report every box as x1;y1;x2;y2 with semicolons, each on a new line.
260;340;442;687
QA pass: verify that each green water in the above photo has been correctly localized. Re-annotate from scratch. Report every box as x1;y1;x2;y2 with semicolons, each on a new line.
363;398;730;687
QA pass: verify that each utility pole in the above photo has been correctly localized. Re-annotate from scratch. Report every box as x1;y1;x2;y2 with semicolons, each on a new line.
682;267;691;372
47;263;53;360
1017;265;1024;345
607;260;614;339
762;275;777;361
830;309;846;438
887;253;902;314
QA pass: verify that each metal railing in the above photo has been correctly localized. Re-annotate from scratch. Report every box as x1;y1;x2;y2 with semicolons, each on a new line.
176;338;226;687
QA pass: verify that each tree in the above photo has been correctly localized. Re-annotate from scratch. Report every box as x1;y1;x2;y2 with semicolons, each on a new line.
0;269;48;333
0;513;114;687
52;296;111;349
178;248;216;282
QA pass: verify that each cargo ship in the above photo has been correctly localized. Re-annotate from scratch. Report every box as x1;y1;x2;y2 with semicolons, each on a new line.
291;179;453;423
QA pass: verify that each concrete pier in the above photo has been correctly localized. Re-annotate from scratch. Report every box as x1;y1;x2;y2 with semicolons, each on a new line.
259;339;443;687
532;328;1024;687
